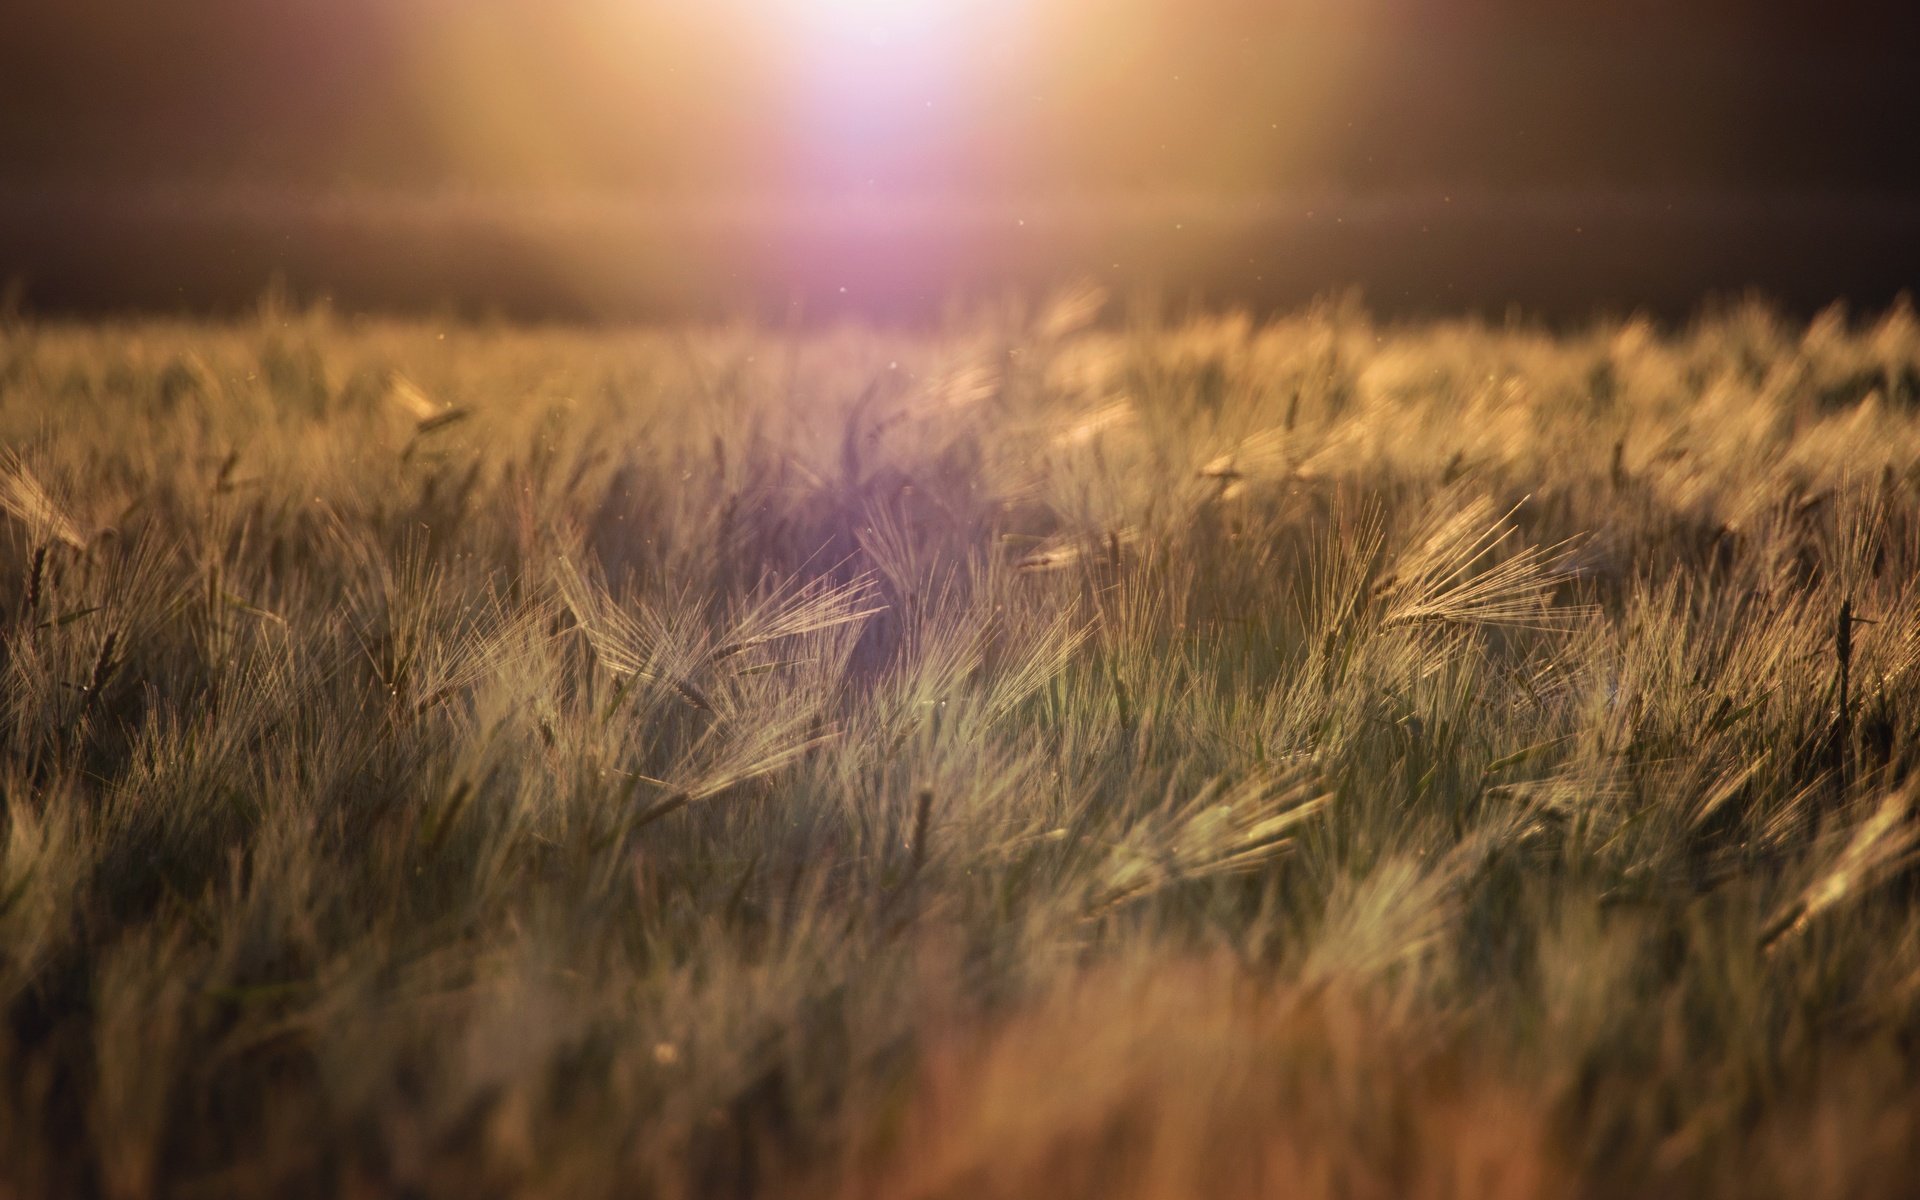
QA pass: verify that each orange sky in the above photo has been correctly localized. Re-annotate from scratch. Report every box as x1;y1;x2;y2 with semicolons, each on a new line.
3;1;1917;317
3;1;1916;197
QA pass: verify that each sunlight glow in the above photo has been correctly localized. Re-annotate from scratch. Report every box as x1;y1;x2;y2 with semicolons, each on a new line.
769;0;981;42
752;0;1034;191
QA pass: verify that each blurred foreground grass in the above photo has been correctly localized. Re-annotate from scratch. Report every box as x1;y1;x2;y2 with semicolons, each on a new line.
4;292;1920;1197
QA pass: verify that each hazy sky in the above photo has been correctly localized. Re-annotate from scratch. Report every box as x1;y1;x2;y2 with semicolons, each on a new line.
5;1;1916;318
4;0;1917;197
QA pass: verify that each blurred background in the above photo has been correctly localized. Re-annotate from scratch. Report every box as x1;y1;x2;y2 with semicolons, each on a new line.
2;0;1917;320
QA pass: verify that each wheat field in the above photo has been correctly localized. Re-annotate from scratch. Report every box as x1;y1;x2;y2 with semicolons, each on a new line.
4;291;1920;1198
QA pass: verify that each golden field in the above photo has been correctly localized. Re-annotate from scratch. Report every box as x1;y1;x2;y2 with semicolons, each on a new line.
3;292;1920;1197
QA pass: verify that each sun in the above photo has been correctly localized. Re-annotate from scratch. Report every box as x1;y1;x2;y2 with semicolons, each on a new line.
745;0;1033;188
768;0;985;44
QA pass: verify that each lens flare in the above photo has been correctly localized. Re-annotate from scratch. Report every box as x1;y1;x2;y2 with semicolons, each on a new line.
757;0;1028;193
770;0;977;40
